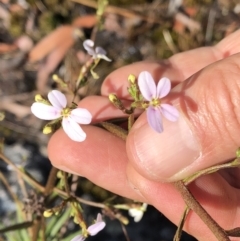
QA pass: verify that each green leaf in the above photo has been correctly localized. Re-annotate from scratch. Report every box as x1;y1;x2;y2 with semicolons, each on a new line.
47;207;71;237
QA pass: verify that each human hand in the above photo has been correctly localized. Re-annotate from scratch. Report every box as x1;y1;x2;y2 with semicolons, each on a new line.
48;30;240;241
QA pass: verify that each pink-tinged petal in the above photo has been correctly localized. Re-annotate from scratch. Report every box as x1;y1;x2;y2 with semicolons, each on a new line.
70;108;92;124
70;234;85;241
160;104;179;122
138;71;157;101
156;77;171;98
62;117;86;142
95;46;106;55
31;102;61;120
95;47;112;62
146;106;163;133
83;39;95;56
96;213;103;223
87;221;106;236
48;90;67;109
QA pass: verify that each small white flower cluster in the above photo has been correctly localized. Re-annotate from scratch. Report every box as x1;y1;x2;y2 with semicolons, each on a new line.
128;203;148;222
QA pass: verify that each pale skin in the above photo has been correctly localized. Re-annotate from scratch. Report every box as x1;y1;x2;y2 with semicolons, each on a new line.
48;30;240;241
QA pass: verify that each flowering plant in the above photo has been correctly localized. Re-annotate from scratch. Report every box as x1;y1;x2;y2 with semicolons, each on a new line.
137;71;179;132
28;37;240;241
31;90;92;142
2;3;240;241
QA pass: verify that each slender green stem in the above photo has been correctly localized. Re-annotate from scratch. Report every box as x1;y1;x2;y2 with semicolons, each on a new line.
0;153;45;192
0;172;19;204
0;153;106;209
183;158;240;185
54;187;105;208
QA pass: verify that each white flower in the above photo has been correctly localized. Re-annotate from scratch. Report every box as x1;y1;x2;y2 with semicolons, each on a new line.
138;71;179;133
31;90;92;142
128;203;148;222
83;39;111;62
70;214;106;241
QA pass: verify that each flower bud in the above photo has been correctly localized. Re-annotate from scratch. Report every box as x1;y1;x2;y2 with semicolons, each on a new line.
34;94;51;105
128;74;136;84
35;94;44;102
57;170;64;178
43;209;53;218
236;148;240;158
0;112;5;121
52;74;67;87
73;215;80;224
43;125;53;134
108;94;124;110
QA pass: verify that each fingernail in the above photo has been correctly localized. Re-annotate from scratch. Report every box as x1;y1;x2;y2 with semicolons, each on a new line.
133;112;201;181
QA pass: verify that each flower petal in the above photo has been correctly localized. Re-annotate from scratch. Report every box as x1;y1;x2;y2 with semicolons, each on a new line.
160;104;179;122
87;221;106;236
95;47;112;61
62;117;86;142
95;46;106;55
156;77;171;98
128;209;143;222
48;90;67;109
138;71;157;101
70;234;85;241
97;54;112;62
31;102;61;120
83;39;95;56
146;106;163;133
70;108;92;124
96;213;103;223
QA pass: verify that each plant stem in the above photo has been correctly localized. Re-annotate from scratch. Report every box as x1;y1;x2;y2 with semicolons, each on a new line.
174;206;190;241
44;167;58;196
183;158;240;185
63;171;71;196
0;153;45;192
173;181;230;241
32;166;58;241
